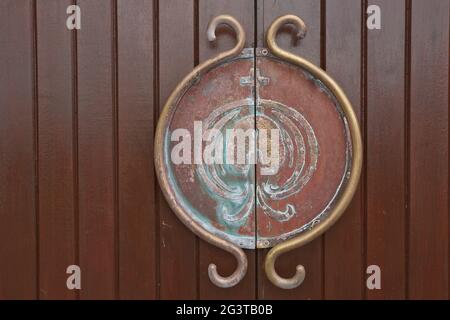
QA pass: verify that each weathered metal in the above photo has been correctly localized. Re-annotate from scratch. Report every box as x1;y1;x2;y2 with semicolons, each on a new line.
263;15;362;289
255;49;351;249
154;15;249;288
154;14;362;290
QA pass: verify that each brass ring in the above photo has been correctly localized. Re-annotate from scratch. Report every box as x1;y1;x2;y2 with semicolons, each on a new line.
154;15;247;288
264;15;363;289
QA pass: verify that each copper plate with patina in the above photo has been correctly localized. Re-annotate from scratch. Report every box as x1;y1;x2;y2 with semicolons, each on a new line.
161;48;351;249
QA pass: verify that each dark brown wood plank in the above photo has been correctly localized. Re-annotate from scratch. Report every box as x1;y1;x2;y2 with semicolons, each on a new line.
36;0;77;300
158;0;198;299
0;0;37;300
323;0;363;300
366;0;406;300
198;0;256;299
117;0;156;299
258;0;323;300
409;0;449;299
77;0;116;299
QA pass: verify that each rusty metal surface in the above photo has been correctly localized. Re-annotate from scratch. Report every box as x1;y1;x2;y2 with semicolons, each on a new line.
164;50;353;249
154;14;362;289
168;53;257;249
155;15;249;288
263;14;362;289
255;51;352;248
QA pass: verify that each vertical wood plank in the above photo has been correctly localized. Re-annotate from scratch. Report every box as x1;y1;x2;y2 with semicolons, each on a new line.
158;0;198;299
0;0;37;299
324;0;363;300
36;0;76;300
117;0;156;299
366;0;406;300
258;0;323;300
259;0;321;58
198;0;256;299
77;0;116;299
409;0;449;299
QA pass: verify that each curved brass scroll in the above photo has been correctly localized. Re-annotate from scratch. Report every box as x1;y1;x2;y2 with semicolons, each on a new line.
155;15;247;288
264;15;363;289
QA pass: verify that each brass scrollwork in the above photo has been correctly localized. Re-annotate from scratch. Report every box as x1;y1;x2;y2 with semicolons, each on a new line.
155;15;247;288
155;14;362;290
264;15;363;289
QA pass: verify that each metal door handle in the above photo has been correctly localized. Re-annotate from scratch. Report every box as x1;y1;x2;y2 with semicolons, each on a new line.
264;15;363;289
155;15;248;288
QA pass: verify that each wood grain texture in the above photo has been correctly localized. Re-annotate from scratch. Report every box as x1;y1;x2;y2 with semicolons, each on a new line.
366;0;406;299
409;0;449;299
324;0;363;300
198;0;256;299
117;0;157;299
158;0;198;300
77;0;116;299
0;0;449;300
36;0;76;300
257;0;323;300
0;0;37;299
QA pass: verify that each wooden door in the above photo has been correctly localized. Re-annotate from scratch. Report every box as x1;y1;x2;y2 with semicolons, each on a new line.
0;0;448;300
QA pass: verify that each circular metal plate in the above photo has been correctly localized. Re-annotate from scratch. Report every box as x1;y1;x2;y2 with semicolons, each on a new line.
159;49;351;249
255;52;351;248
